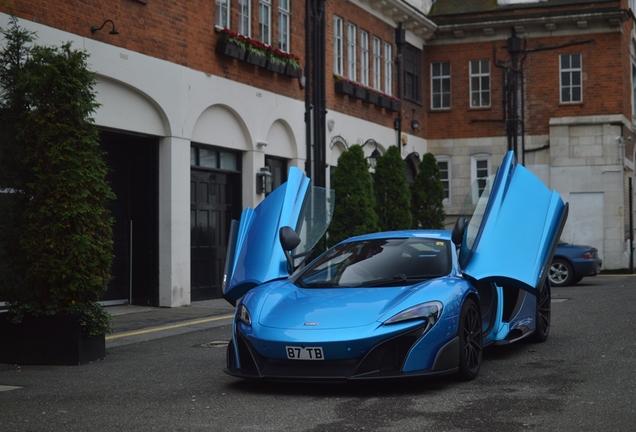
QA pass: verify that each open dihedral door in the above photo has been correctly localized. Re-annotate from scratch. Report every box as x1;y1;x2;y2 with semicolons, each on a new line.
459;151;569;293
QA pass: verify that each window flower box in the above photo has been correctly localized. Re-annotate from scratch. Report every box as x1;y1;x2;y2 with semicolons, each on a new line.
353;85;366;100
335;80;354;96
285;63;302;78
379;95;392;109
267;58;287;74
366;89;379;105
215;39;246;60
245;50;268;67
390;99;402;112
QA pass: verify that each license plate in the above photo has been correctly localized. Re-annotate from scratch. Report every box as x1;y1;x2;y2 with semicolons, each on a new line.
285;346;324;360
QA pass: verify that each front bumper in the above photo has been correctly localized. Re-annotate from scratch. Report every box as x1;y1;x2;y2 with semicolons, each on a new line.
224;327;460;381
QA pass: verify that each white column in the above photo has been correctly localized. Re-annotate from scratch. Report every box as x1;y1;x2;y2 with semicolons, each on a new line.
158;136;191;307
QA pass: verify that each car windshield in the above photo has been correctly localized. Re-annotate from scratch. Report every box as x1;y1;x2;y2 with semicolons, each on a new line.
293;237;452;288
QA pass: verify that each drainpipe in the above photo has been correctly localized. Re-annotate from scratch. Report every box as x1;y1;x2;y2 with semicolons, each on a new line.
394;23;405;148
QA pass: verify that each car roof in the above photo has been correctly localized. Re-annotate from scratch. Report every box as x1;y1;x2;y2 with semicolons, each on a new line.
338;230;452;244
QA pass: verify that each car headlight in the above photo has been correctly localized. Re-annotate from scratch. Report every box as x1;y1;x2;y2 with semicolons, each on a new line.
384;301;443;325
236;304;251;326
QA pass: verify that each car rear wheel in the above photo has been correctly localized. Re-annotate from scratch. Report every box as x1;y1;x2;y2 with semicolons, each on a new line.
457;298;482;381
549;258;573;287
530;280;551;343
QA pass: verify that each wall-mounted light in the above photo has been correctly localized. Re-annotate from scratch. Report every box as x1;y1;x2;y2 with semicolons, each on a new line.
362;139;381;168
91;20;119;35
256;167;273;195
411;108;419;130
256;141;268;147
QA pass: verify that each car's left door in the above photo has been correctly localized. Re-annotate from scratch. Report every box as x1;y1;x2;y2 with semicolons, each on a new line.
223;167;333;305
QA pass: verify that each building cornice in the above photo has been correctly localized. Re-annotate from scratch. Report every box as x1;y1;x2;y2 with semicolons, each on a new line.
357;0;438;38
431;8;630;42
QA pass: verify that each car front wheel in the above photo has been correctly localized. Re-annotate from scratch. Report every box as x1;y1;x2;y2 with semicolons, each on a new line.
530;280;551;343
549;258;573;287
457;298;482;381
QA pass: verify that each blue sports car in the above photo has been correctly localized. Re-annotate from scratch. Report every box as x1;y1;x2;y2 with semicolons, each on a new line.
222;151;568;381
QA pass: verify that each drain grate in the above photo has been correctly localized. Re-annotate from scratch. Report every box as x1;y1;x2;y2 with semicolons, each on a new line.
198;340;230;348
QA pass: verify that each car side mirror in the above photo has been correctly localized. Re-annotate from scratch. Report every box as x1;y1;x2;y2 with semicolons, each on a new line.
452;217;467;247
279;226;301;274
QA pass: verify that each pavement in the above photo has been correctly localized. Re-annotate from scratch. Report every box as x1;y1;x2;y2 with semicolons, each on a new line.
105;298;236;348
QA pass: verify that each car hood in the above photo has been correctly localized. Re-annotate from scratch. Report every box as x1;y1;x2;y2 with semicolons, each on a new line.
254;280;446;330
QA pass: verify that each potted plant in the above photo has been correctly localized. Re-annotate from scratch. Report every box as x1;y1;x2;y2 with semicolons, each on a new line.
390;96;402;112
244;39;268;68
266;47;288;74
365;88;380;105
353;83;367;100
378;94;392;109
0;18;114;365
215;28;247;60
334;75;354;96
283;52;302;78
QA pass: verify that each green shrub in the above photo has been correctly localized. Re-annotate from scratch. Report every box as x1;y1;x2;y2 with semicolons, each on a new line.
373;146;412;231
328;145;379;246
0;19;114;337
410;153;446;229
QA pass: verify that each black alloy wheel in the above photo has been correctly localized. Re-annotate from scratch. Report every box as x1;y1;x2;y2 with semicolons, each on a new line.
457;298;483;381
530;280;551;343
548;258;574;287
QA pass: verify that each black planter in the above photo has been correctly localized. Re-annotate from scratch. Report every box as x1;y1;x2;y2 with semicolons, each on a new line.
285;63;302;78
354;85;366;100
215;39;246;60
0;313;106;365
390;100;402;112
267;59;287;74
335;81;354;96
245;51;268;68
379;95;391;109
366;90;379;105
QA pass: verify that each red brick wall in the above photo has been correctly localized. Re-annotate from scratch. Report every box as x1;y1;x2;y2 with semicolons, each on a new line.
0;0;305;100
424;29;627;140
327;1;423;135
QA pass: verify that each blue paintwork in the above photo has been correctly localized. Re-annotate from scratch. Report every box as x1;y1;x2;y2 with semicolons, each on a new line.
460;151;568;292
223;151;568;381
223;167;310;305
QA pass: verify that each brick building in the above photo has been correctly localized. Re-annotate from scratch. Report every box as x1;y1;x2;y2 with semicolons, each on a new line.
0;0;634;308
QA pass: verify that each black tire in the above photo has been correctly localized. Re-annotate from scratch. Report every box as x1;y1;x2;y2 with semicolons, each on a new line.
530;280;551;343
457;297;483;381
549;258;574;287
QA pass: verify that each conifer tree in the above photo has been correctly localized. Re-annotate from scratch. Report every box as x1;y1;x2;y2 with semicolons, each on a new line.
328;145;379;246
410;152;446;229
373;145;411;231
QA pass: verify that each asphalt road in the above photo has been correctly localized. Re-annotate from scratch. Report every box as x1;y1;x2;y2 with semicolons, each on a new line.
1;274;635;431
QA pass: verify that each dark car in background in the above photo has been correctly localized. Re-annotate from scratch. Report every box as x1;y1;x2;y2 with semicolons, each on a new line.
549;242;602;287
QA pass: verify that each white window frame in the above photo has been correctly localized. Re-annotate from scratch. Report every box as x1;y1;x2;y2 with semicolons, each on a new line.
471;154;491;204
431;61;451;110
216;0;230;28
333;16;344;76
384;42;393;95
470;59;491;108
436;155;452;204
278;0;290;52
360;30;369;86
346;23;357;81
238;0;251;37
373;37;382;90
560;53;582;103
259;0;271;45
